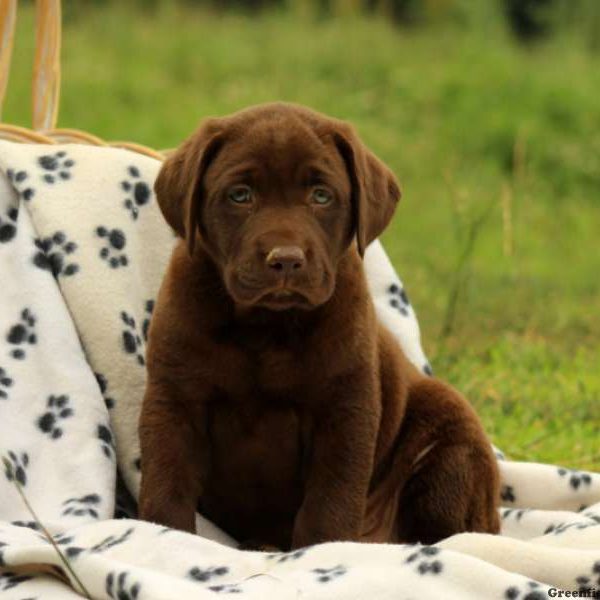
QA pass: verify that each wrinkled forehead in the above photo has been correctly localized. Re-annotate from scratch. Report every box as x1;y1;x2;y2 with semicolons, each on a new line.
205;113;348;188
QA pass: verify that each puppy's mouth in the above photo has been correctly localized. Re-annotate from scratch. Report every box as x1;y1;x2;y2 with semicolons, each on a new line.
256;289;312;311
227;277;325;311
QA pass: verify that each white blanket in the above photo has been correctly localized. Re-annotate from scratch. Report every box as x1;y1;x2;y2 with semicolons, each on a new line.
0;140;598;599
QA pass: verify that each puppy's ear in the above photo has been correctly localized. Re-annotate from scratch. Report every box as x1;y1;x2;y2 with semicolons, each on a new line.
332;126;401;257
154;120;223;256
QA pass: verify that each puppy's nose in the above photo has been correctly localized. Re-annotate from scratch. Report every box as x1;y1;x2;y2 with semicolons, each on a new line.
266;246;306;274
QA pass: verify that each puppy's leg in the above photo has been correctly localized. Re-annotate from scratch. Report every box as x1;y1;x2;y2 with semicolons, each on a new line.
138;381;206;533
396;378;500;544
292;369;380;549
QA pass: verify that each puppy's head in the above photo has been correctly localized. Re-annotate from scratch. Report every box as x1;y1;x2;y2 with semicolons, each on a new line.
155;103;400;311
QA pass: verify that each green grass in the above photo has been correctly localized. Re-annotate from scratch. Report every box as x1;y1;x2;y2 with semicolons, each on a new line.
4;3;599;469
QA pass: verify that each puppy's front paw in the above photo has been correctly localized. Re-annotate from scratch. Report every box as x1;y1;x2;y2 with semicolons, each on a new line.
139;497;196;534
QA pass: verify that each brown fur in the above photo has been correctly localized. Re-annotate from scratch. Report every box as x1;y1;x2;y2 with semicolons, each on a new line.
138;102;500;549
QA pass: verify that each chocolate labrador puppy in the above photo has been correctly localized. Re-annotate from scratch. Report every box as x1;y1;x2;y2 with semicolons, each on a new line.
138;102;500;549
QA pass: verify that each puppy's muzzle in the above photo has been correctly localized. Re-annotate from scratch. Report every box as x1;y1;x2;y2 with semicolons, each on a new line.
266;246;306;276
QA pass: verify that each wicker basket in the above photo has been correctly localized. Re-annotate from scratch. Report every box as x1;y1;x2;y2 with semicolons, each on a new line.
0;0;165;159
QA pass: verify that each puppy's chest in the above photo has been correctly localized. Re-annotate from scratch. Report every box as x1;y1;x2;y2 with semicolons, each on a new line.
232;336;310;393
207;397;310;494
252;348;306;391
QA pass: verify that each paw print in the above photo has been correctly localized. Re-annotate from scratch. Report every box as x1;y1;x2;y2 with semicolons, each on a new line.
581;510;600;524
0;207;18;243
62;493;101;519
188;565;229;583
120;311;145;365
11;520;40;530
312;564;347;583
0;571;34;591
90;527;134;553
37;151;75;183
95;372;115;409
33;231;79;278
544;521;599;536
504;579;547;600
502;508;529;522
6;308;36;359
98;424;115;460
208;583;242;594
6;168;35;201
37;394;73;439
501;484;516;503
0;366;13;400
575;560;600;593
387;283;411;316
558;467;592;490
121;165;152;220
106;571;141;600
96;226;128;269
3;451;29;486
142;299;154;341
405;546;444;575
267;548;307;563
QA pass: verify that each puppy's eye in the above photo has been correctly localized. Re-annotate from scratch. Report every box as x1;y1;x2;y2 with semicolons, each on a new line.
312;188;333;205
228;185;253;204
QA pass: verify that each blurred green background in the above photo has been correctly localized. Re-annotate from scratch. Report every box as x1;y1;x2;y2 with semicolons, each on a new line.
4;0;599;468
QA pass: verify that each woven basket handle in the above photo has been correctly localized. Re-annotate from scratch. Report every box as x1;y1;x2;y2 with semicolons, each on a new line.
0;0;61;130
0;1;165;158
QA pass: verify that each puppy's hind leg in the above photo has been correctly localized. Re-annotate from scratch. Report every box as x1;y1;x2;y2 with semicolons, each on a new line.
395;378;500;544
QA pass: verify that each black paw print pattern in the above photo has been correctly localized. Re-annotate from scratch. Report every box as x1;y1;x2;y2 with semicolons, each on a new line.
3;451;29;486
209;583;242;594
121;165;152;220
188;565;229;583
501;484;516;503
37;151;75;184
0;366;13;400
575;560;600;594
558;467;593;491
0;571;34;591
544;520;599;536
504;579;547;600
120;311;145;366
98;423;115;460
0;207;18;243
37;394;73;439
106;571;141;600
62;494;101;519
312;564;347;583
96;226;128;269
33;231;79;278
6;168;35;201
582;510;600;524
95;372;116;409
143;299;154;340
405;546;444;575
501;508;530;522
11;520;40;531
48;533;86;560
6;308;36;360
90;527;134;554
267;548;307;563
387;283;411;316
